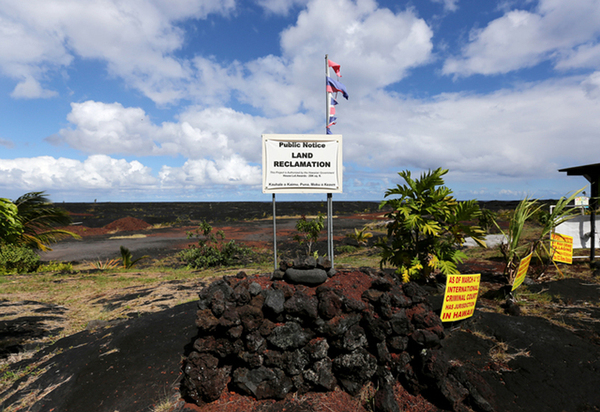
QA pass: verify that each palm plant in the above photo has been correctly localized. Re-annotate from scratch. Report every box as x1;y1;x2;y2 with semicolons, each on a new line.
11;191;80;251
378;168;487;281
496;188;584;284
120;245;148;268
346;227;373;247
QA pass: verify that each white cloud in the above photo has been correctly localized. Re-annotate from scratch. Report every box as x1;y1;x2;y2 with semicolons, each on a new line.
0;155;156;191
443;0;600;76
340;78;600;179
581;71;600;99
280;0;434;97
53;101;159;155
256;0;310;15
52;100;317;163
159;155;261;188
556;42;600;70
0;0;235;103
10;76;57;99
430;0;459;12
173;0;434;117
0;0;434;112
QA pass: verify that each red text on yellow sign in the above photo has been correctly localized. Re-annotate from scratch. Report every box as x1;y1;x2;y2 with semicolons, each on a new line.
512;252;532;291
551;233;573;264
440;274;480;322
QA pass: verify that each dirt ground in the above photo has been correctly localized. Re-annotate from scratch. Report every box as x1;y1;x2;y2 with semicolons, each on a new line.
2;201;600;412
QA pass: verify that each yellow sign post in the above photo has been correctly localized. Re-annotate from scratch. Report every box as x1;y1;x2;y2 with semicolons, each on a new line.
551;233;573;264
512;252;532;291
440;274;480;322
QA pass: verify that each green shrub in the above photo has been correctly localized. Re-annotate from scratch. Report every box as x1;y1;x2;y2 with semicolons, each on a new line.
37;261;73;273
179;220;255;269
478;208;498;233
336;245;358;254
0;244;41;274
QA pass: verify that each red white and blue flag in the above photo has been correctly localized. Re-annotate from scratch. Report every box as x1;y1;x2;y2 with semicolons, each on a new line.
326;59;347;134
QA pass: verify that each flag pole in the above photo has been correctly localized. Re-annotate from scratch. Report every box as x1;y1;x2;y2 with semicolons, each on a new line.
325;54;334;268
325;54;330;131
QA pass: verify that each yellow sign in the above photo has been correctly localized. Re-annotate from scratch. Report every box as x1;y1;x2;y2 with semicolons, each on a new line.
551;233;573;264
512;252;532;291
440;274;480;322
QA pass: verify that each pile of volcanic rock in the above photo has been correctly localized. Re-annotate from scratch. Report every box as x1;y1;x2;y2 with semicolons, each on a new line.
182;268;494;412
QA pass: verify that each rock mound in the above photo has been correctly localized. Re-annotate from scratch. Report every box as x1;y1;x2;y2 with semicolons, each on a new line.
182;271;494;411
104;216;152;232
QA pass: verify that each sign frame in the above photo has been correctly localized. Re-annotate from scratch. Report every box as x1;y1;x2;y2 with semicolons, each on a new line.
262;134;343;194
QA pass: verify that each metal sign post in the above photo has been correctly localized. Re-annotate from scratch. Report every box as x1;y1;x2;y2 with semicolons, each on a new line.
272;193;277;271
327;193;334;267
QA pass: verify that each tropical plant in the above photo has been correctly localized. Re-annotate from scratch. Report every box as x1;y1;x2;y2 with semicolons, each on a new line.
346;227;373;247
120;246;149;269
10;192;80;251
377;168;487;282
0;198;23;244
90;258;120;270
496;188;584;284
293;213;325;256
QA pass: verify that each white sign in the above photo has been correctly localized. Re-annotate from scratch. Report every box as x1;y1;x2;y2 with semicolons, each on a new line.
555;214;600;249
262;134;343;193
575;196;589;206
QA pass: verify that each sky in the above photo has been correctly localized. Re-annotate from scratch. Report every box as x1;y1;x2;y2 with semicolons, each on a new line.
1;0;600;203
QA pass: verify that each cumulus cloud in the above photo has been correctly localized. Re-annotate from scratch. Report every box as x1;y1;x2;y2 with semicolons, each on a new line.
175;0;435;117
0;0;434;114
443;0;600;76
0;0;235;103
280;0;434;98
50;101;280;161
0;155;156;191
42;73;600;198
10;75;58;99
256;0;310;15
159;155;261;188
430;0;458;12
341;78;600;179
581;71;600;99
51;101;159;155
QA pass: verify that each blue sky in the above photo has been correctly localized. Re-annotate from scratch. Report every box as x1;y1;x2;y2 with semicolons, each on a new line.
1;0;600;203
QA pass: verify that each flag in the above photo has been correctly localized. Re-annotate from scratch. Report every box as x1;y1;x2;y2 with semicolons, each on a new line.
328;60;342;77
326;77;348;100
326;58;347;134
327;94;338;130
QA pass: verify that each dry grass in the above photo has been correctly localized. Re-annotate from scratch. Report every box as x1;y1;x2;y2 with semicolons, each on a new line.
469;330;531;365
0;261;271;344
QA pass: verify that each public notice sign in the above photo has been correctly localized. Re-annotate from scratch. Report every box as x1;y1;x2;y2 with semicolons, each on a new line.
262;134;343;193
440;274;481;322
